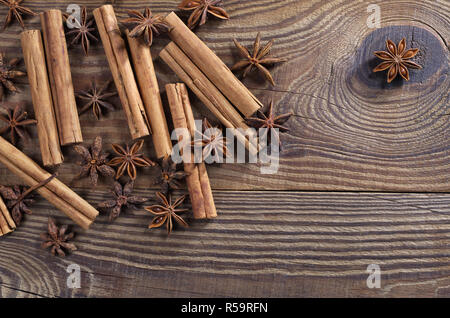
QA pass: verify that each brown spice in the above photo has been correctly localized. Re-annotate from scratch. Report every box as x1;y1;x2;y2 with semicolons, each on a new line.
121;8;170;47
40;217;77;257
73;136;115;186
98;181;148;221
156;156;188;195
0;174;55;225
76;80;117;120
0;0;37;30
146;192;189;235
65;6;98;56
192;118;229;162
0;104;36;145
245;100;292;148
373;38;421;83
0;52;26;100
231;33;286;86
108;139;156;180
178;0;229;29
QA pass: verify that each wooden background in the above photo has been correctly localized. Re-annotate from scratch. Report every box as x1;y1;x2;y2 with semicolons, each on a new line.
0;0;449;298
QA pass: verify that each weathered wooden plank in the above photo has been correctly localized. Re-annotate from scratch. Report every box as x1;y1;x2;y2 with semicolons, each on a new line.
0;0;449;299
0;190;449;297
0;0;447;191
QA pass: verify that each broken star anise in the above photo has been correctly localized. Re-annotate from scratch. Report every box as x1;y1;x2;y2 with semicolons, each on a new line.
73;136;115;186
0;52;26;100
40;217;77;257
0;104;37;145
121;8;171;47
245;100;292;148
146;192;189;235
108;139;156;180
231;33;286;86
65;6;98;56
0;174;55;225
156;156;188;195
373;38;421;83
98;180;148;221
192;118;229;163
0;0;37;30
178;0;229;29
76;80;117;120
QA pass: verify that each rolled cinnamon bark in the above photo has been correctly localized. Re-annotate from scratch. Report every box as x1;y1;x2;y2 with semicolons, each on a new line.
0;137;98;229
20;30;63;167
94;5;150;140
160;43;258;156
161;42;248;131
166;83;217;219
127;32;172;158
0;196;15;236
166;84;206;219
179;84;217;219
41;10;82;146
164;12;262;117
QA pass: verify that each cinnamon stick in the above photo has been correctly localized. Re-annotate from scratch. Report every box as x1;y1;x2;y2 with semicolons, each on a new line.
166;83;216;219
164;12;262;118
179;85;217;218
160;42;258;156
93;5;150;140
40;10;82;146
0;196;15;236
0;137;98;229
20;30;63;167
127;32;172;158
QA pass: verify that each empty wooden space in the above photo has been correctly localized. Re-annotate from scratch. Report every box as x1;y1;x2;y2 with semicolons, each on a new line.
0;0;448;297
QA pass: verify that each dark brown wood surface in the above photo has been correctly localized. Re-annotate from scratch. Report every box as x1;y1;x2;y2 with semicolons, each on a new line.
0;0;449;298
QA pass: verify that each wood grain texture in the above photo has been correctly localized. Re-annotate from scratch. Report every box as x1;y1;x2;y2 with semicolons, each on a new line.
0;190;449;298
0;0;447;191
0;0;449;298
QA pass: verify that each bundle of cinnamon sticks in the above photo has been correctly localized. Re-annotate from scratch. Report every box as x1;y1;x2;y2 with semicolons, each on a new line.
94;5;173;160
0;137;99;229
166;84;216;219
160;12;261;156
20;9;83;167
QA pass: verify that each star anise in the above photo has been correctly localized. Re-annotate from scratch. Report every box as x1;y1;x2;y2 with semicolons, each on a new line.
73;136;115;186
98;180;148;221
108;139;156;180
65;6;98;56
178;0;229;29
0;0;37;30
0;185;33;225
245;100;292;148
231;33;286;86
0;174;55;225
192;118;229;162
76;80;117;120
40;217;77;257
373;38;421;83
156;156;188;195
0;52;26;100
146;192;188;235
0;104;37;145
121;8;171;47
